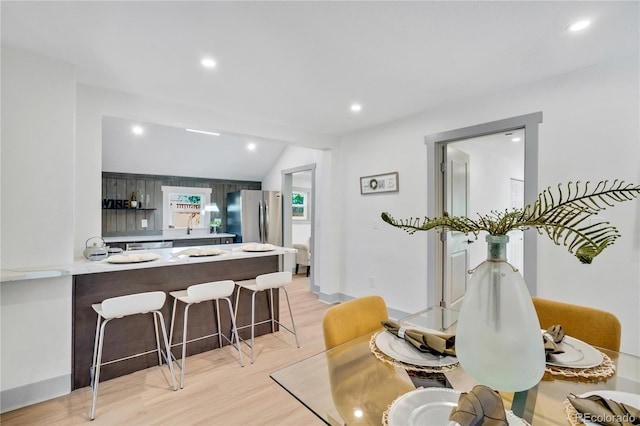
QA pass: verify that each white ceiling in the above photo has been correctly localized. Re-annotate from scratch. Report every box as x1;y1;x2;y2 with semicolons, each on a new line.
102;116;288;181
2;1;638;139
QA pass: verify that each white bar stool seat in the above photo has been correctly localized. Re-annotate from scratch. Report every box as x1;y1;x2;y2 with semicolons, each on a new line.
169;280;244;389
234;271;299;363
90;291;176;420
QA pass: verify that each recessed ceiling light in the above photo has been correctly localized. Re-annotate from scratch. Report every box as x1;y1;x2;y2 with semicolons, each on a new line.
350;104;362;112
131;125;144;135
201;57;217;68
247;143;256;151
511;137;522;142
567;20;591;32
186;128;220;136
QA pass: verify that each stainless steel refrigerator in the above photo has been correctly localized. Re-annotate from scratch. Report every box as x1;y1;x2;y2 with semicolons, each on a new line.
226;190;283;245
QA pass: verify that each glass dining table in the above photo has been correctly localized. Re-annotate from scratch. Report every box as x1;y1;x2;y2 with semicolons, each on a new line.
270;306;640;425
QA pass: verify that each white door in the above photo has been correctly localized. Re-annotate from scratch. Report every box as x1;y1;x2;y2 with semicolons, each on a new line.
442;146;472;311
508;178;525;274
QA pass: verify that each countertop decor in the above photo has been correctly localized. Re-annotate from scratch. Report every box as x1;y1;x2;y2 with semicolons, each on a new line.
381;180;640;392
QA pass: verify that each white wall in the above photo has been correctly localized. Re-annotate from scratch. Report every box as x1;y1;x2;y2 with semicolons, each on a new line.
337;57;640;355
1;47;75;268
1;46;75;411
292;224;311;245
262;145;341;297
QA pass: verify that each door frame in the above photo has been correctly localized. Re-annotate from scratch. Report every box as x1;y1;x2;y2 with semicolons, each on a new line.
424;112;542;306
282;163;317;292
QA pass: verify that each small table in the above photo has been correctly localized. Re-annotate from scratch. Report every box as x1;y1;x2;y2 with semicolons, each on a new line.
271;306;640;425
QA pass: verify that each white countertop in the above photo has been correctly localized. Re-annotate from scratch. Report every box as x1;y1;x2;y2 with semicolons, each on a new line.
0;243;295;282
103;233;235;243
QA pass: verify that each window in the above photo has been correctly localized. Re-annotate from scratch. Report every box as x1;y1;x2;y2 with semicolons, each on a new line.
161;186;212;231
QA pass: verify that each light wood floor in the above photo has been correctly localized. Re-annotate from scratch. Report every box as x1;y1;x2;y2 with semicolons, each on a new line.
1;275;330;425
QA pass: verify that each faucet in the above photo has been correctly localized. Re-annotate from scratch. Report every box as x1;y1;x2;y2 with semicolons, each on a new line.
187;214;194;235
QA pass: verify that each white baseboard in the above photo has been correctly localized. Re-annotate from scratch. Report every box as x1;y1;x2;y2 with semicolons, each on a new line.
316;292;410;320
1;374;70;414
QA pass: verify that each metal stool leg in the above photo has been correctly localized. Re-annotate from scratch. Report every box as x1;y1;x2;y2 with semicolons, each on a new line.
179;304;191;389
169;297;178;357
250;290;256;363
282;286;300;348
154;311;177;391
90;318;110;420
90;314;101;387
215;299;222;349
224;297;244;367
153;311;162;365
233;286;241;344
269;289;275;333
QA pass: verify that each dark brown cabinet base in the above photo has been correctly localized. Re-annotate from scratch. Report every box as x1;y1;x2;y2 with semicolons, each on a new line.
72;255;279;389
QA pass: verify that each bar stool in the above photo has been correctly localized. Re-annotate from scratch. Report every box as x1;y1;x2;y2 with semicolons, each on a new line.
234;271;299;363
169;280;244;388
90;291;176;420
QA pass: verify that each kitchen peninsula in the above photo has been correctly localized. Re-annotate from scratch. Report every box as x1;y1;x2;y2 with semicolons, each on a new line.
1;244;295;390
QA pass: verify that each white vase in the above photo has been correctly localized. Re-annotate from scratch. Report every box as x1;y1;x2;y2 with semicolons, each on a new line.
455;234;545;392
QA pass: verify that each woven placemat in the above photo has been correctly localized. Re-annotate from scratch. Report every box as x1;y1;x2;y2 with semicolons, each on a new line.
545;352;615;381
369;331;460;373
563;398;584;426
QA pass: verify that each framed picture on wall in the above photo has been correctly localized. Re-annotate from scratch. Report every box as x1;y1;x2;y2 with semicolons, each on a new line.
292;191;308;220
360;172;399;194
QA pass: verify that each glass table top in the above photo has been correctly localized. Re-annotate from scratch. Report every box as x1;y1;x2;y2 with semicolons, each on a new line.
271;306;640;425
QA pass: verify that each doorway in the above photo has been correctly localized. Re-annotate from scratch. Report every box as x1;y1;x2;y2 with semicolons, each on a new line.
425;112;542;308
282;164;317;292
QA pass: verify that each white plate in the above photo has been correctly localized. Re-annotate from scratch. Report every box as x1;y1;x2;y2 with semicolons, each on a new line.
375;330;458;367
242;243;275;252
576;390;640;426
105;253;160;263
175;248;223;257
545;334;603;368
387;388;526;426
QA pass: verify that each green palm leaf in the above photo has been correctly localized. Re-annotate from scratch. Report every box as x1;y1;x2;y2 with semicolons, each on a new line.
381;180;639;264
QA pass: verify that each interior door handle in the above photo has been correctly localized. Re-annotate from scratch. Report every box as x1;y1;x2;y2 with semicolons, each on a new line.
466;239;475;244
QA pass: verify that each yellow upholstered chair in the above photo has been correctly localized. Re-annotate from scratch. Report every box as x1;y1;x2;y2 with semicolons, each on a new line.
532;297;621;351
322;295;388;350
